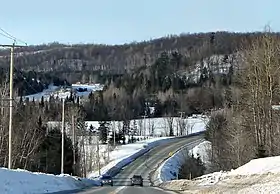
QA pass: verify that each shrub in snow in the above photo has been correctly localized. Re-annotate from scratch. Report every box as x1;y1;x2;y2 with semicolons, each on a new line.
179;153;206;180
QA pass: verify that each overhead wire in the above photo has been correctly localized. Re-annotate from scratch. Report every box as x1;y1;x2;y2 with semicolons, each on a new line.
0;27;27;45
0;31;15;41
0;28;70;137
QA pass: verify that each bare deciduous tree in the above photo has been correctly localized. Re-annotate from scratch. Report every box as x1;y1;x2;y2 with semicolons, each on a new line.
241;27;280;156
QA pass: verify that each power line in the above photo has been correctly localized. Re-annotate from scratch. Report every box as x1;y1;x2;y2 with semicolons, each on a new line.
0;31;15;41
0;28;27;45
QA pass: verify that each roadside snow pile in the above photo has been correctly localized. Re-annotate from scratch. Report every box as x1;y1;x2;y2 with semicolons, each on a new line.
228;156;280;176
161;154;280;193
155;140;210;185
87;136;176;178
190;141;212;172
0;168;99;194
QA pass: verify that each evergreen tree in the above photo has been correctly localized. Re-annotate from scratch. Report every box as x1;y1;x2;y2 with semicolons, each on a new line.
98;121;110;143
36;129;75;175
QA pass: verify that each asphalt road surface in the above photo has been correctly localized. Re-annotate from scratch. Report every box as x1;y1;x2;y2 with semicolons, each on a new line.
53;134;204;194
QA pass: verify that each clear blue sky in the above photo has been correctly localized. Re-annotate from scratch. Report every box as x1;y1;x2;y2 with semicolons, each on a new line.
0;0;278;45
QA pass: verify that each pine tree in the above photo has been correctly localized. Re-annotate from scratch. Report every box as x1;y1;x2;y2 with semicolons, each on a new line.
36;129;75;175
98;121;109;143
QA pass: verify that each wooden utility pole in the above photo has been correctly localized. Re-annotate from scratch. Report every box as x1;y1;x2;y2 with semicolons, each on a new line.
113;121;116;147
96;133;100;176
178;111;185;136
0;42;26;169
71;115;76;174
61;98;65;174
141;115;147;137
107;129;110;163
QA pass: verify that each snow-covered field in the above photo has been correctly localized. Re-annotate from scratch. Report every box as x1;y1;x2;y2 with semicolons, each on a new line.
22;83;104;101
160;141;280;194
86;116;208;137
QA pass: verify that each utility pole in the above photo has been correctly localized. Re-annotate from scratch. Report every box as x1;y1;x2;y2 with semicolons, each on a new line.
107;129;110;163
113;121;116;147
141;115;147;138
61;98;65;174
178;111;185;136
71;115;75;175
0;42;26;169
96;132;101;176
148;117;151;137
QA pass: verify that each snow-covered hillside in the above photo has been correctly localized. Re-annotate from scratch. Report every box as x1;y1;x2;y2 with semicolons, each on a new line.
181;53;241;84
22;83;104;101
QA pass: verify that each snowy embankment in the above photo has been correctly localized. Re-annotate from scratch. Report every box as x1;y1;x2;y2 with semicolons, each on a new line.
0;168;99;194
153;140;211;185
160;142;280;194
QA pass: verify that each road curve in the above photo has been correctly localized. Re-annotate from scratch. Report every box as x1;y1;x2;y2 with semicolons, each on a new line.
53;134;204;194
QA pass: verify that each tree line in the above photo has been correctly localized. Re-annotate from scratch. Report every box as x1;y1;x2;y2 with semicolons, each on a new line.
205;29;280;173
0;31;274;84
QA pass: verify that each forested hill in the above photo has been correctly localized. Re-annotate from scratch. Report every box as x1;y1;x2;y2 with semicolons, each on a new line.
0;31;270;84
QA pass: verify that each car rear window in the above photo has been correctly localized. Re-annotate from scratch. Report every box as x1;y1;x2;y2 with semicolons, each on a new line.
102;176;111;179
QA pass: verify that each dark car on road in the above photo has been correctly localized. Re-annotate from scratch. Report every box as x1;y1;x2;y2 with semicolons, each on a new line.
130;175;143;186
100;175;113;186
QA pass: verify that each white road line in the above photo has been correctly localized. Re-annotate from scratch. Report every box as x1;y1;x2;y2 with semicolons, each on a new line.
109;186;127;194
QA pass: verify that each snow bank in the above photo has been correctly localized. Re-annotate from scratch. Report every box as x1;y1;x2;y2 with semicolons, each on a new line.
229;156;280;176
190;141;212;171
195;155;280;186
161;149;280;193
0;168;99;194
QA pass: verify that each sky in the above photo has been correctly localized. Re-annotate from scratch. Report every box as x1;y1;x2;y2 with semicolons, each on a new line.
0;0;278;45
